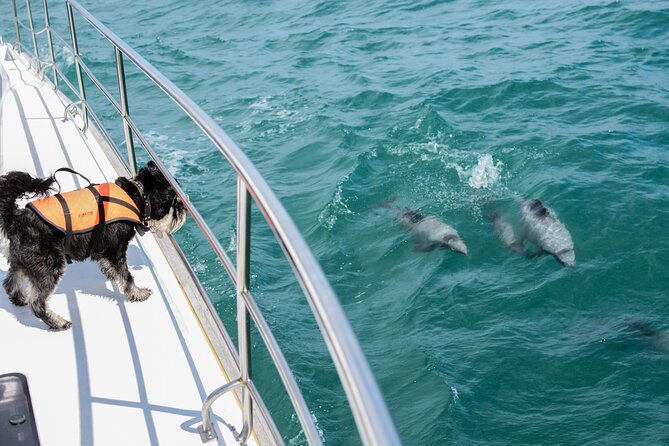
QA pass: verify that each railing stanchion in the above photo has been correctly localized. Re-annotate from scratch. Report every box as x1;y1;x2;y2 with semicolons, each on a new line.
66;2;88;132
115;48;137;175
11;0;21;52
25;0;42;75
237;176;253;443
42;0;58;89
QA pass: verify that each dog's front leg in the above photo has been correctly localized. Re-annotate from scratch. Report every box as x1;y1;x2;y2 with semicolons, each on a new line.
98;253;152;302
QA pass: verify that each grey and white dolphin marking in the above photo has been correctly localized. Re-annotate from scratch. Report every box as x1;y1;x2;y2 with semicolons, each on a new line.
371;196;468;255
396;210;468;255
520;199;575;267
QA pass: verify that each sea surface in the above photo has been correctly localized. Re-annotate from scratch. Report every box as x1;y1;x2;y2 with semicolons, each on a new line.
3;1;669;444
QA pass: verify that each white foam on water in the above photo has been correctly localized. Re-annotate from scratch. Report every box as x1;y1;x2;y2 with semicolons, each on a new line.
242;95;305;136
228;228;236;253
288;411;324;445
144;130;189;174
59;46;74;67
250;95;272;111
451;385;459;402
467;154;502;189
318;180;352;231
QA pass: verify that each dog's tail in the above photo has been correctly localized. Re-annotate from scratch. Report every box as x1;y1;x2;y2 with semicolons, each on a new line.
0;171;56;224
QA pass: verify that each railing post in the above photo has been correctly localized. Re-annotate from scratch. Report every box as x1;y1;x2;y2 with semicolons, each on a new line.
11;0;21;52
25;0;42;75
42;0;58;89
66;1;88;131
115;48;137;175
236;176;253;443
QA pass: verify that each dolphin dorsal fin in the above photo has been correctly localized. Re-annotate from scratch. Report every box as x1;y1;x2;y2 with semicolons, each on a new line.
530;199;548;217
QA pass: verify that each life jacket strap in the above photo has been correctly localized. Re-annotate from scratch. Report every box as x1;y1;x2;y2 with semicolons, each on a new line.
54;193;74;264
53;167;94;193
100;195;143;221
85;186;106;256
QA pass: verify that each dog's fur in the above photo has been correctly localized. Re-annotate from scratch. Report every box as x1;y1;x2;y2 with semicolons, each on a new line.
0;161;186;330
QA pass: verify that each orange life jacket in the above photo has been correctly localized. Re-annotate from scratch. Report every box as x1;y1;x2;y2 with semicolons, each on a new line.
27;182;142;234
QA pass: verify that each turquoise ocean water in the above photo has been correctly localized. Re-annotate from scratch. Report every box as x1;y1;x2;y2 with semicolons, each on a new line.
3;1;669;444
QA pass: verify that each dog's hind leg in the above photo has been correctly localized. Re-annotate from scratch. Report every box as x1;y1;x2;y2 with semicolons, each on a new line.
26;273;71;330
3;267;28;306
98;253;152;302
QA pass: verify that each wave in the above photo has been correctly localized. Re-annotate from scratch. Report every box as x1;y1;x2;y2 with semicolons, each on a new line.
438;79;573;113
318;103;511;235
338;90;400;109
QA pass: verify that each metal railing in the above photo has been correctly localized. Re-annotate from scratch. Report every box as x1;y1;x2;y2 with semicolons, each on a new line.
7;1;402;445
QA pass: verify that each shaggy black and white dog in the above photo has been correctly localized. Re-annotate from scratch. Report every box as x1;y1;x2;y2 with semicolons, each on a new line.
0;161;186;330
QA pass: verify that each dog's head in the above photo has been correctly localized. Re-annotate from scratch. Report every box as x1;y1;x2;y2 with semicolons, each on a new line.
134;161;187;238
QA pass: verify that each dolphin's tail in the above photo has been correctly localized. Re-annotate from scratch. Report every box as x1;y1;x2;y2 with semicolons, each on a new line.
366;195;399;212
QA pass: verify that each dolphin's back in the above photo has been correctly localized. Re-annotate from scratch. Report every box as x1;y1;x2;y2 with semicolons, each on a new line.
521;199;574;264
398;212;451;239
396;210;467;254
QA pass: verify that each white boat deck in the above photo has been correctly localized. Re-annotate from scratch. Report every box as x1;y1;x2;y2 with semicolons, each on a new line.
0;44;257;446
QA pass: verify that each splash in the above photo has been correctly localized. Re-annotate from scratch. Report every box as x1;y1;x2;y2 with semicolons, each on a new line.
318;180;353;231
250;95;272;111
451;386;459;402
145;131;188;174
288;411;324;445
467;154;502;189
59;46;74;67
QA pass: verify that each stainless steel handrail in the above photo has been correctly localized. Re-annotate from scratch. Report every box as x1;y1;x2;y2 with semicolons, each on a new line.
11;1;21;50
24;0;42;75
41;0;59;89
115;48;138;174
8;2;402;445
65;1;88;132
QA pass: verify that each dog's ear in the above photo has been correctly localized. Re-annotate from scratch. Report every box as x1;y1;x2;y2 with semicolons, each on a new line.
136;161;162;186
147;160;159;172
136;165;152;187
145;161;167;183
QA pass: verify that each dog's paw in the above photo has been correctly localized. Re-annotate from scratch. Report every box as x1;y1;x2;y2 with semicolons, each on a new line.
9;295;27;307
127;287;152;302
49;319;72;331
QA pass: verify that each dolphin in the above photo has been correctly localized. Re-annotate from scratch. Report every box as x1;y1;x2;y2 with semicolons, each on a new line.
628;321;669;354
370;196;468;255
487;209;525;254
520;199;575;267
396;210;468;255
